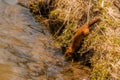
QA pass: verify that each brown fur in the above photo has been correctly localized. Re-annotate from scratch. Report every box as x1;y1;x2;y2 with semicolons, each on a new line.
65;17;100;56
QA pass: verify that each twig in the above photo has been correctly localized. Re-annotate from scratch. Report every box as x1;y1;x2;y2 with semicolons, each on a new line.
87;0;91;24
101;0;104;7
17;2;28;8
113;0;120;11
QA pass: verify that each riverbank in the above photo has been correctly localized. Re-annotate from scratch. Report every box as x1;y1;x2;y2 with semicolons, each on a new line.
27;0;120;79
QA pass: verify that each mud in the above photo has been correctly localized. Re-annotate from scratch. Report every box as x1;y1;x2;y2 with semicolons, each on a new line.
0;0;90;80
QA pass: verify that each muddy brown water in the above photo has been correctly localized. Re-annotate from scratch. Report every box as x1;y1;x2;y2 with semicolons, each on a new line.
0;0;90;80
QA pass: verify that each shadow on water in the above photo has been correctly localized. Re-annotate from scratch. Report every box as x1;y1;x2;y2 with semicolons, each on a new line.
0;0;91;80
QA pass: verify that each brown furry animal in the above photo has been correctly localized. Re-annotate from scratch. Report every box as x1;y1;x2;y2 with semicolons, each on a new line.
65;17;100;56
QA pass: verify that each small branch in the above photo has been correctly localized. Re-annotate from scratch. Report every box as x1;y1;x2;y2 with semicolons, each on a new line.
17;2;28;8
113;0;120;11
101;0;104;7
87;0;91;24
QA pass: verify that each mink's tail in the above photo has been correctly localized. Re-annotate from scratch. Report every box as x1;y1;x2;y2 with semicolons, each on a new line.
88;17;101;27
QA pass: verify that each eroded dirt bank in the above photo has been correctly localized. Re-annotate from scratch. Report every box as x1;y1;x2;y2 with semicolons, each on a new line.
0;0;90;80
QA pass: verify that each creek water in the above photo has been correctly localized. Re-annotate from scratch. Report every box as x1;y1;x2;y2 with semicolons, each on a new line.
0;0;90;80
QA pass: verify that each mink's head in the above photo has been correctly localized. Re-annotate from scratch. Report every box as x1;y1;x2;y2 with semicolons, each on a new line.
65;47;73;56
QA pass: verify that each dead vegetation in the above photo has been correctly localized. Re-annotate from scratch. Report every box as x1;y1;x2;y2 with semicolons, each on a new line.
27;0;120;79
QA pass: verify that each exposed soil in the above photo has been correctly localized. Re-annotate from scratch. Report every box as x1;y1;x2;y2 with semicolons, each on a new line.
0;0;90;80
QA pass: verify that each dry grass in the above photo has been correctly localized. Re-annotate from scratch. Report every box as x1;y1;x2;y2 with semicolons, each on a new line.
80;0;120;79
28;0;120;79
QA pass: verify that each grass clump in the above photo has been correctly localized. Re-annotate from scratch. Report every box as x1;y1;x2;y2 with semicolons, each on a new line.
28;0;120;79
80;0;120;79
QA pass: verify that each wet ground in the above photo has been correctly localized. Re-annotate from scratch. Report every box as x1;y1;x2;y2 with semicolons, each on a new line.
0;0;90;80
